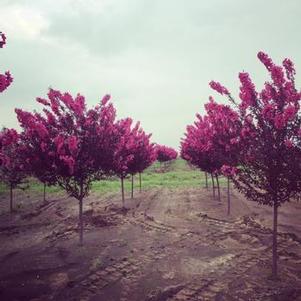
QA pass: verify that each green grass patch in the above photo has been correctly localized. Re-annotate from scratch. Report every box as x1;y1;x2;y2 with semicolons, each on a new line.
0;178;62;196
0;159;228;197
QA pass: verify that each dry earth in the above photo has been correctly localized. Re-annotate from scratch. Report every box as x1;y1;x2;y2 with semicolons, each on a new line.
0;186;300;301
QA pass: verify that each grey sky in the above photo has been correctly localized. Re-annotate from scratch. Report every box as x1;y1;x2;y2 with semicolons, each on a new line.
0;0;300;149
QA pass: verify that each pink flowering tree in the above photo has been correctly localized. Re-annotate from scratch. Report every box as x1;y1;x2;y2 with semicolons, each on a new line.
19;128;58;202
203;98;241;212
111;118;136;208
111;119;156;204
181;114;225;200
0;32;13;93
209;52;301;278
0;32;13;167
0;128;18;166
16;89;119;245
127;126;156;197
0;128;27;213
155;145;177;171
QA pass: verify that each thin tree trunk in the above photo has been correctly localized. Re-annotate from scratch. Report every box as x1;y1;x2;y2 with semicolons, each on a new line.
227;177;230;215
121;177;125;207
205;172;208;189
216;175;221;202
139;173;142;193
211;174;215;199
78;178;84;246
43;183;46;203
272;202;278;278
10;183;13;213
79;197;83;246
131;174;134;199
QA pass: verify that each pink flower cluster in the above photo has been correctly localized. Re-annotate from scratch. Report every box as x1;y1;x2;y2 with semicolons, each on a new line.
282;58;295;80
0;32;13;93
0;128;18;147
239;72;257;110
209;81;230;95
111;118;155;178
126;124;156;175
0;71;13;93
155;145;177;163
220;165;238;177
181;97;241;176
0;32;6;48
0;128;19;168
0;128;27;189
111;117;136;177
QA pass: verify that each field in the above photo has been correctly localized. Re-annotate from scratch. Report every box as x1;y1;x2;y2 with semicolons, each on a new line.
0;160;300;301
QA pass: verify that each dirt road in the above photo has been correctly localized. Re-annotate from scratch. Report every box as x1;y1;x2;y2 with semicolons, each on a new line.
0;186;300;300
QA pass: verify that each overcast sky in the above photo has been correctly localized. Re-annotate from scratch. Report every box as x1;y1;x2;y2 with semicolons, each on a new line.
0;0;300;149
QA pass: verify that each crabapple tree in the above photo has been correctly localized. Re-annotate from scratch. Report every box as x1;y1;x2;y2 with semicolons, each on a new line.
209;51;301;278
203;98;241;211
126;125;156;197
16;89;119;245
155;145;177;171
0;128;27;213
111;118;136;207
181;114;224;200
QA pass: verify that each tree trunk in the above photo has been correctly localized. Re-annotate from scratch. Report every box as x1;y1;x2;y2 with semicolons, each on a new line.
131;174;134;199
227;177;230;215
272;202;278;278
78;179;84;246
216;175;221;202
10;183;13;213
211;174;215;199
121;177;125;207
139;173;142;193
205;172;208;189
79;197;83;246
43;183;46;203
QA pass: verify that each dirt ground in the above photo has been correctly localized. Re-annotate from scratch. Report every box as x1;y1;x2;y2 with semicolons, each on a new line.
0;185;300;301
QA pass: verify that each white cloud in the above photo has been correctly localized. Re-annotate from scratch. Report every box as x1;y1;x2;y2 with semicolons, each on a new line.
0;4;49;40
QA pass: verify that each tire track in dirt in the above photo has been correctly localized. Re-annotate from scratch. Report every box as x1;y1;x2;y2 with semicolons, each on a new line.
168;253;259;301
11;186;300;301
134;188;166;215
166;235;301;300
162;209;301;300
52;215;301;301
125;217;176;234
60;250;168;301
49;216;301;301
54;190;195;301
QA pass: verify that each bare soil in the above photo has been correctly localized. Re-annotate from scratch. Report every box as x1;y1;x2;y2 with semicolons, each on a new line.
0;186;300;301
